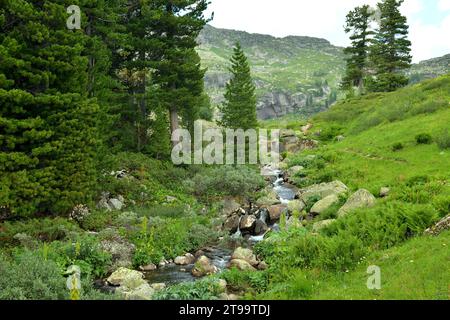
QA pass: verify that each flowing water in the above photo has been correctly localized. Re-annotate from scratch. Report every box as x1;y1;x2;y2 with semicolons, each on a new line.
144;247;232;286
144;167;297;286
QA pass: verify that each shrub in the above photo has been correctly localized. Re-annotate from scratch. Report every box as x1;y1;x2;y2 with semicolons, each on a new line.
131;216;217;266
323;201;438;250
415;133;433;145
185;165;265;199
436;129;450;150
153;278;222;300
47;235;112;279
0;250;67;300
0;218;81;246
221;268;269;293
0;249;116;300
80;210;116;231
317;125;344;142
392;142;404;152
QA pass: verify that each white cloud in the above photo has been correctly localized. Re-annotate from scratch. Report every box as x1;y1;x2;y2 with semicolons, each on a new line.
438;0;450;11
206;0;450;62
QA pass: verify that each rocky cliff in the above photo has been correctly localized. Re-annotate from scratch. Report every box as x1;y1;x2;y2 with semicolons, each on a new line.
197;25;345;120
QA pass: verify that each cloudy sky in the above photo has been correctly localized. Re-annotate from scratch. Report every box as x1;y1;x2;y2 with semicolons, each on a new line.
205;0;450;63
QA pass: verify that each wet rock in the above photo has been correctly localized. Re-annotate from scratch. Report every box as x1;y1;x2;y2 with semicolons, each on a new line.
231;247;258;267
254;219;269;235
240;215;257;231
268;204;288;222
191;256;219;277
337;189;376;217
139;264;157;272
194;249;205;258
224;215;240;233
299;180;349;202
312;219;336;232
310;194;339;215
174;253;196;266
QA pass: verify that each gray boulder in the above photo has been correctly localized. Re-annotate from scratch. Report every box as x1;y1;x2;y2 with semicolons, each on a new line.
299;180;349;202
287;199;306;213
240;215;257;231
337;189;376;217
231;247;258;267
310;194;339;215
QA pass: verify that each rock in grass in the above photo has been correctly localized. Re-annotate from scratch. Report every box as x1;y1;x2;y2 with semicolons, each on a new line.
424;214;450;236
310;194;339;215
229;259;256;271
107;267;146;289
287;200;306;213
299;180;349;202
380;187;390;198
231;247;258;267
337;189;376;217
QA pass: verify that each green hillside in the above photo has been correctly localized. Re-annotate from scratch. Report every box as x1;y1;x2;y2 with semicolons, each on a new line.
197;25;345;119
250;74;450;300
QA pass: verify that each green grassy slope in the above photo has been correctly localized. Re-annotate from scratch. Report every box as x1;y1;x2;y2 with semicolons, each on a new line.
252;74;450;300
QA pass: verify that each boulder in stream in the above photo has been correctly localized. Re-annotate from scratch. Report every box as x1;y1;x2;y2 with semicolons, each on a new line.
191;256;219;277
240;215;257;231
267;204;288;222
174;253;196;266
231;247;259;267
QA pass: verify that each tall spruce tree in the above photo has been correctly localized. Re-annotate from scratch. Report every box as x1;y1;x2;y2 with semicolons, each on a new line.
341;5;374;93
0;0;100;217
119;0;209;152
152;0;210;141
369;0;412;92
219;43;258;130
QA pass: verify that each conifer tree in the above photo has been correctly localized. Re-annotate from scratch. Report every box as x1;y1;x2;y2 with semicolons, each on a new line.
0;0;100;216
152;0;210;140
341;5;374;93
219;43;258;130
369;0;412;92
